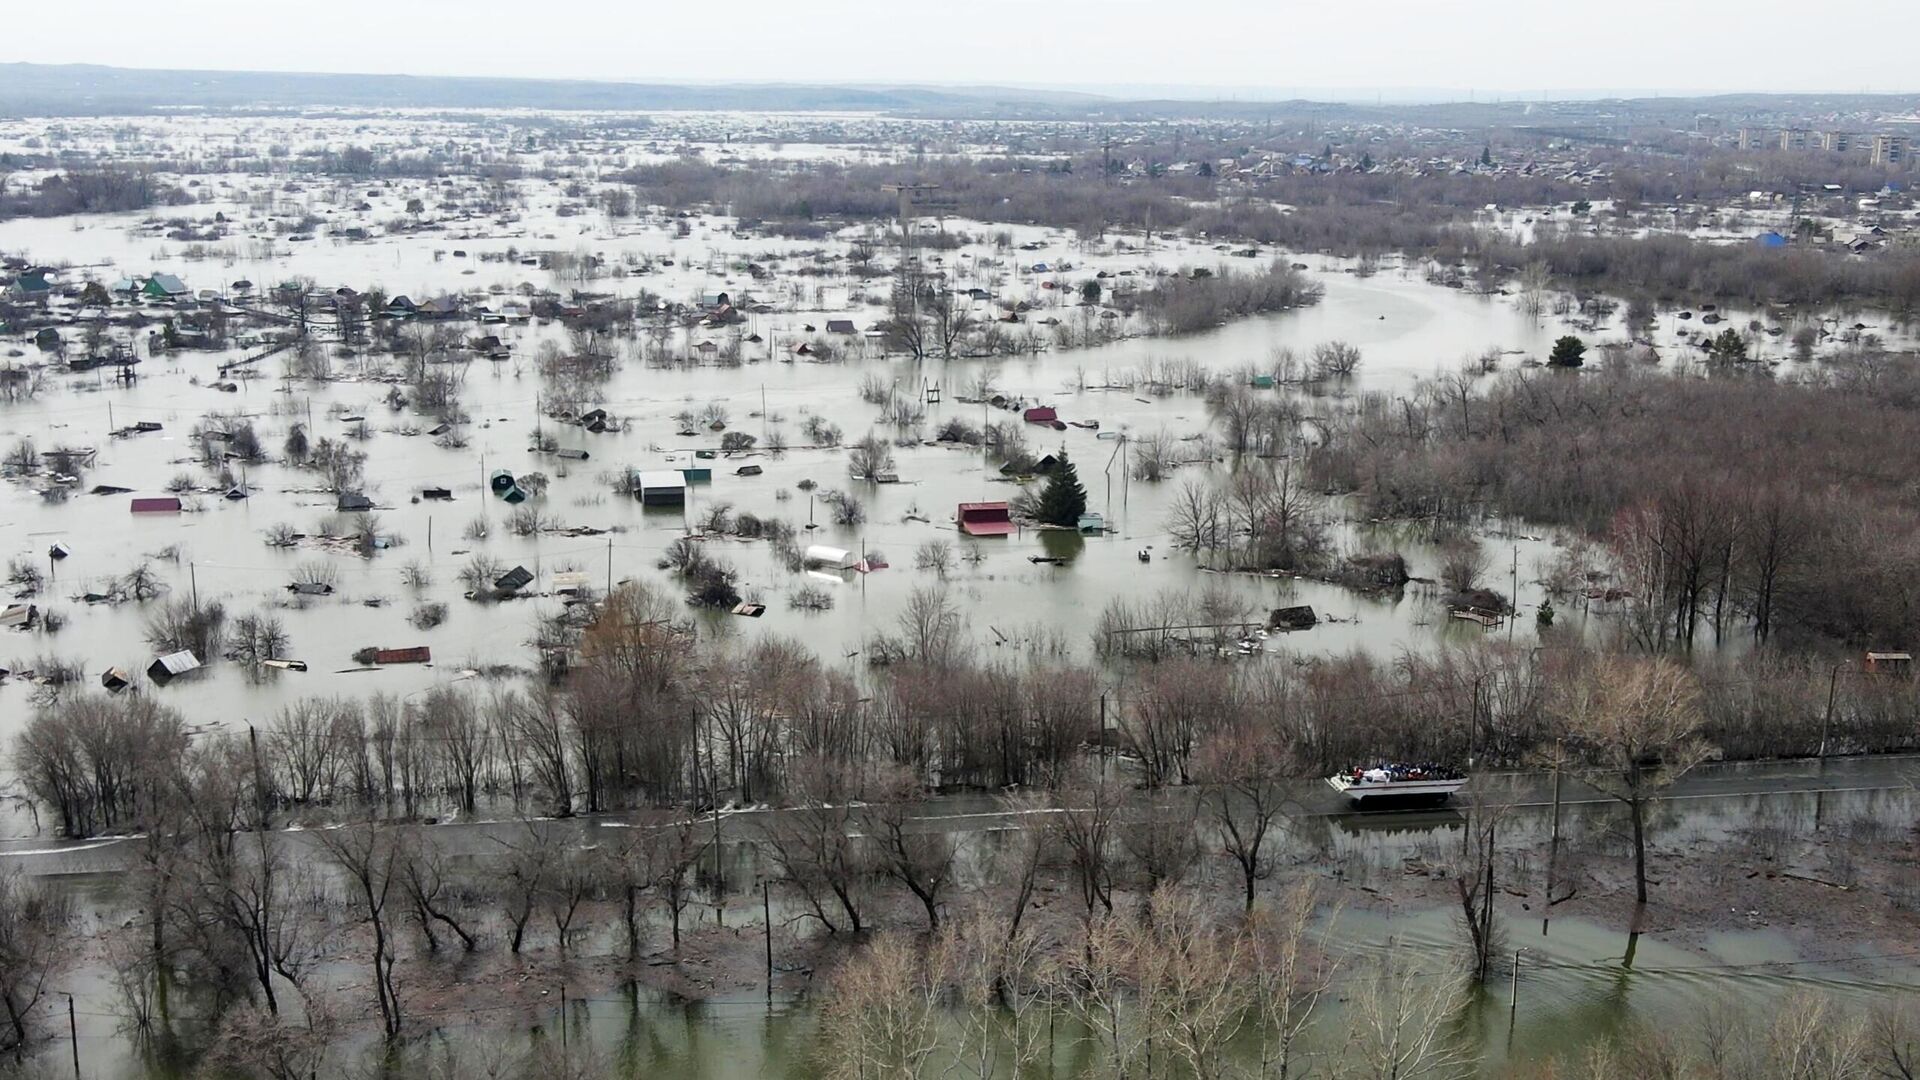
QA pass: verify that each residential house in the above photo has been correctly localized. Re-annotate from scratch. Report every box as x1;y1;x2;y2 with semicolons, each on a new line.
142;274;191;301
147;650;202;685
636;470;688;506
5;272;51;301
958;501;1015;537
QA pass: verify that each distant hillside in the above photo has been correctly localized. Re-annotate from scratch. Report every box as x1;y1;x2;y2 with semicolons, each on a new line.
0;63;1101;117
2;63;1917;127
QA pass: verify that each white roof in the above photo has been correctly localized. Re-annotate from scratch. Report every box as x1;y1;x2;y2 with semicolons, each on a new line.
637;470;687;489
804;544;853;567
151;650;201;675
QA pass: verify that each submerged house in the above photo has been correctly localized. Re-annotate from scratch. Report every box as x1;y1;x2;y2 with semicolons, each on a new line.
147;650;202;685
636;470;688;506
958;501;1015;537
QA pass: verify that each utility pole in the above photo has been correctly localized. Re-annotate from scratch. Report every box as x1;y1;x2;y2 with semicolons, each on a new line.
1820;659;1849;759
1508;544;1518;643
248;723;268;830
189;561;199;615
66;993;80;1080
559;983;568;1074
1545;741;1563;933
1508;948;1522;1041
763;881;774;1006
606;536;614;596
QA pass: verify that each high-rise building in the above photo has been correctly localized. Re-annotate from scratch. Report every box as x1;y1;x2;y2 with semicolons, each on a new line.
1872;134;1910;166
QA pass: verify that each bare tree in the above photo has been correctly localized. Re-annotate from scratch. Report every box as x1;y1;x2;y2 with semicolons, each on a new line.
767;756;869;934
0;868;76;1055
1248;881;1336;1080
1198;722;1294;911
817;934;943;1080
1338;946;1471;1080
863;765;955;930
1555;656;1711;907
1310;340;1363;379
1053;766;1121;916
847;430;896;482
315;824;404;1040
396;828;478;952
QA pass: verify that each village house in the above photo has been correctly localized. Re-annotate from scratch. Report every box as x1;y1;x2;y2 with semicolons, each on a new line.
142;274;191;301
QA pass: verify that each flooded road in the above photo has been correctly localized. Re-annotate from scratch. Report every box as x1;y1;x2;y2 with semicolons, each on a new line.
14;753;1916;1079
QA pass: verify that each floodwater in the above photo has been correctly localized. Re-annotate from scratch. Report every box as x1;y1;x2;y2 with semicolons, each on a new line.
20;757;1918;1079
5;113;1919;1077
0;182;1628;765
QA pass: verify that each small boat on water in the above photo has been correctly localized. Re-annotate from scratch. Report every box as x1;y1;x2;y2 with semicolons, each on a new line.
1327;763;1467;804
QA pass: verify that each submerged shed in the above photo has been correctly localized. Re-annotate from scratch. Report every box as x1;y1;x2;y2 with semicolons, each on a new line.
147;650;201;684
804;544;856;570
637;470;688;506
958;501;1015;537
356;645;431;665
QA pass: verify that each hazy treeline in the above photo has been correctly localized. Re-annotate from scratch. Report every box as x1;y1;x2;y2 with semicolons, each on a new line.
0;167;183;221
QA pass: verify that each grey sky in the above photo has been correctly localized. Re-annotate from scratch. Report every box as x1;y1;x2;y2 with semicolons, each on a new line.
7;0;1917;99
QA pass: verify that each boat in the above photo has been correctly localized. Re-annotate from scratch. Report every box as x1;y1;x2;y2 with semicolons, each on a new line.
1326;764;1467;804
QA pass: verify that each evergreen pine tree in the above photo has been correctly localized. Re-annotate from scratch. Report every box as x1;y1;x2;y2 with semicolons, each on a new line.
1548;335;1587;368
1035;452;1087;527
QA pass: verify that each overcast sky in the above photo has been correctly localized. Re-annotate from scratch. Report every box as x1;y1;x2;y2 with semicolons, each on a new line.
6;0;1916;100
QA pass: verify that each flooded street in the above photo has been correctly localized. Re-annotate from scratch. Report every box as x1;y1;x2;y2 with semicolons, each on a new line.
16;754;1917;1078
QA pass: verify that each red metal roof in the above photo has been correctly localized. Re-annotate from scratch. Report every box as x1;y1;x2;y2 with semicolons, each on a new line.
1022;406;1058;422
372;646;432;664
130;497;182;513
958;501;1014;536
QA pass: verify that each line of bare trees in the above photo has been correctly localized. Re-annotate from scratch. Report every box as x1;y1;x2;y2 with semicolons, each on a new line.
1310;357;1920;649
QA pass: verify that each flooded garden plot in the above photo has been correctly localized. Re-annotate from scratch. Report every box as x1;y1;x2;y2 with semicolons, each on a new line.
4;109;1920;1080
